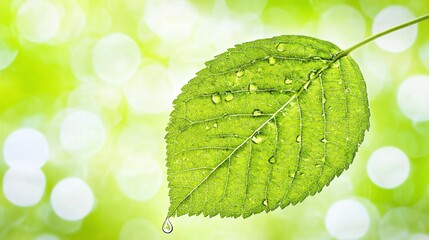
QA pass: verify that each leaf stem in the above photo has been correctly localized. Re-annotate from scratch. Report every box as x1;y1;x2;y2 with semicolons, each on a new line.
333;13;429;61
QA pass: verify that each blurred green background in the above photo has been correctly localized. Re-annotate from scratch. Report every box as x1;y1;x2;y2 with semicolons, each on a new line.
1;0;429;239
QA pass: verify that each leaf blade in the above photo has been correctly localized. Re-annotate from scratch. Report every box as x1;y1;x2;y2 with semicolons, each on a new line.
166;35;370;218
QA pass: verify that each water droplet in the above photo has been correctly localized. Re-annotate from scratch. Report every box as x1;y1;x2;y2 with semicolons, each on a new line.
213;122;218;128
268;57;276;65
268;156;276;164
162;218;173;234
322;97;327;104
345;87;350;93
236;70;244;77
289;172;296;178
296;135;301;143
277;43;285;52
225;92;234;101
252;109;262;117
211;93;221;104
248;83;258;93
320;138;327;143
309;71;317;79
257;67;262;72
284;79;293;84
205;125;210;130
333;61;340;68
262;199;268;206
337;79;343;85
315;163;322;167
252;134;263;144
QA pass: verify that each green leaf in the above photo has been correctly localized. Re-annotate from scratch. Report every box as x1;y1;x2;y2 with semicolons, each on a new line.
165;35;370;219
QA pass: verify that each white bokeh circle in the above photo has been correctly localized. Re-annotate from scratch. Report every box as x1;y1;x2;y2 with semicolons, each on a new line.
116;155;163;201
3;168;46;207
60;110;106;158
124;64;174;114
372;6;417;53
317;5;366;48
325;199;370;239
3;128;49;168
397;75;429;122
367;146;410;189
92;33;141;84
16;0;61;43
50;178;95;221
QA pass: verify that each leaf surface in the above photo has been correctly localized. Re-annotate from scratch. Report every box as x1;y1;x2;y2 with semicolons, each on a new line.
166;35;370;218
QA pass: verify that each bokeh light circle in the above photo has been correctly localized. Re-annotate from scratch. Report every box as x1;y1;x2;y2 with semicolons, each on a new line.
124;64;174;114
60;110;106;158
397;75;429;122
3;128;49;168
367;146;410;189
3;168;46;207
93;33;141;84
16;0;61;43
50;178;95;221
372;6;417;53
116;155;163;201
325;199;370;239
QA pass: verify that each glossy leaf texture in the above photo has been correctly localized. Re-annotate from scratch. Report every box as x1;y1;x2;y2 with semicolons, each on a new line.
165;35;370;218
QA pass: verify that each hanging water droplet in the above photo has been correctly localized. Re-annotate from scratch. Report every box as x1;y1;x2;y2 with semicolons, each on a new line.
248;83;258;93
268;156;276;164
252;109;262;117
296;135;301;143
276;43;285;52
162;218;173;234
262;199;268;206
268;56;276;65
225;92;234;101
284;79;293;84
236;69;244;77
322;97;327;104
320;138;327;143
213;122;218;128
211;93;221;104
252;134;263;144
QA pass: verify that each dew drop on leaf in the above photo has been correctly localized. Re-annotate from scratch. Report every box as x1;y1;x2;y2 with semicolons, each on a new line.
252;109;262;117
262;199;268;206
276;43;285;52
248;83;258;93
211;93;221;104
236;69;244;77
284;79;293;84
252;134;264;144
268;56;276;65
296;135;302;143
162;218;173;234
225;92;234;101
268;156;276;164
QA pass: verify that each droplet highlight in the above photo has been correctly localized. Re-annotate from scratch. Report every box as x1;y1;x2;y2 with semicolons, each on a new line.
236;69;244;77
213;122;218;128
284;79;293;84
296;135;302;143
248;83;258;93
268;156;276;164
277;43;285;52
268;57;276;65
320;138;327;143
252;109;262;117
225;92;234;101
252;134;263;144
162;218;173;234
211;93;221;104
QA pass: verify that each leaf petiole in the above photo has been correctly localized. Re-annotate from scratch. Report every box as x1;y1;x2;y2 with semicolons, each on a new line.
333;13;429;61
